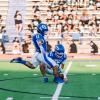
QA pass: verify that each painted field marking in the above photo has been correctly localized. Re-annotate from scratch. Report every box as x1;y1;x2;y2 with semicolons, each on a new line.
52;61;72;100
40;96;71;99
85;65;97;67
3;74;8;76
6;97;13;100
68;73;75;76
33;74;38;76
98;97;100;100
92;73;96;75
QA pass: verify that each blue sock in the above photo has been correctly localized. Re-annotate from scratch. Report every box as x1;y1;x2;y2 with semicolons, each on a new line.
20;60;27;65
43;77;48;83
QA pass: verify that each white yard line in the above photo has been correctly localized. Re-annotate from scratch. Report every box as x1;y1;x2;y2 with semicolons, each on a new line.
52;61;72;100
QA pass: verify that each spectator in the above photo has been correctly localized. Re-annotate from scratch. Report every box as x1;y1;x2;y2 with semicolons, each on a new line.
89;24;97;36
12;37;21;54
69;40;77;53
78;21;84;36
0;42;5;54
1;26;7;54
30;0;99;38
90;41;98;54
88;15;98;26
71;28;81;41
27;24;33;32
57;40;61;44
96;0;100;9
0;26;6;34
14;10;23;34
80;10;90;25
46;41;52;52
0;42;3;54
0;14;3;27
24;30;32;44
56;23;62;34
22;41;29;53
32;5;40;13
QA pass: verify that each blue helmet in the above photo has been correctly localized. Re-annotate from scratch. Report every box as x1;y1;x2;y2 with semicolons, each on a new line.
55;44;65;58
37;23;48;35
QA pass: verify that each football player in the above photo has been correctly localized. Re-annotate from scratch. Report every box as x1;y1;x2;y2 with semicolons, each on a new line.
10;23;64;83
40;44;67;82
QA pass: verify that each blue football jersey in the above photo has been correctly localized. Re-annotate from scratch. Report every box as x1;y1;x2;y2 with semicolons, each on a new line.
48;52;67;65
32;33;47;53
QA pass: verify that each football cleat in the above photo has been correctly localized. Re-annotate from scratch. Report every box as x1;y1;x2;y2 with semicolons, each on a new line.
43;77;48;83
10;57;23;63
54;77;64;83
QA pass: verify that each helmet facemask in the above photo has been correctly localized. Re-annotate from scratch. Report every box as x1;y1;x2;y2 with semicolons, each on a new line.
55;44;65;58
55;51;64;58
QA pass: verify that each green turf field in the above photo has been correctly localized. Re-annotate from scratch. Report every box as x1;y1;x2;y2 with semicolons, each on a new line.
0;60;100;100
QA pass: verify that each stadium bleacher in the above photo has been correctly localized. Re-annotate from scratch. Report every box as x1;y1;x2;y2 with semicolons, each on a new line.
0;0;100;54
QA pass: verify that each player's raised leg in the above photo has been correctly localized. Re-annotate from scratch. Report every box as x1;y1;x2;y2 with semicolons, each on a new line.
10;57;35;69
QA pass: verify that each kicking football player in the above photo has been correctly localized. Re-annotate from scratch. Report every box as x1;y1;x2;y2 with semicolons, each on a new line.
10;23;64;83
40;44;68;82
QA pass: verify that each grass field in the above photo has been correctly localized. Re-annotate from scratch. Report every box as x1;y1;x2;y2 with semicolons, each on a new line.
0;60;100;100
